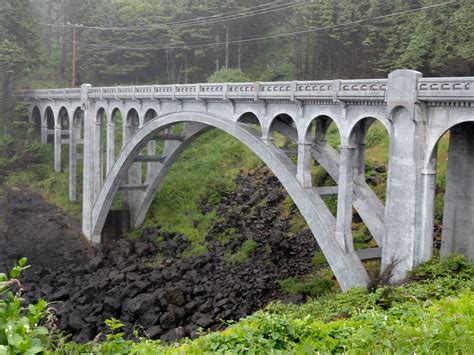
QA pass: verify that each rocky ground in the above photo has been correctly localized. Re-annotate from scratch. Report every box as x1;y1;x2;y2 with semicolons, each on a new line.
0;167;320;343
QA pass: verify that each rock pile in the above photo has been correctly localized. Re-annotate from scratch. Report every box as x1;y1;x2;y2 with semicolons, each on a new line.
16;166;320;343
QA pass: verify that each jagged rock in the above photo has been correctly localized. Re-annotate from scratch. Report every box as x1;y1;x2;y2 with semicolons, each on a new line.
192;313;214;328
164;287;186;306
159;311;179;329
122;293;155;316
146;325;163;339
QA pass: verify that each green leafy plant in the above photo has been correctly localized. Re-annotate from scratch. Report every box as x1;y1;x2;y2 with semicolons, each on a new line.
277;275;332;298
0;258;49;354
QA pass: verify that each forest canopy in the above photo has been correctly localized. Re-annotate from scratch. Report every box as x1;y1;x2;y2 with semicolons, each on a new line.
1;0;473;90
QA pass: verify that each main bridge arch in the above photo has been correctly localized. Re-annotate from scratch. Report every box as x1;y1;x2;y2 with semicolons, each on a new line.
89;111;369;290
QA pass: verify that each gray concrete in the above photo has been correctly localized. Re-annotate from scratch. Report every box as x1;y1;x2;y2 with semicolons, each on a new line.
18;70;474;290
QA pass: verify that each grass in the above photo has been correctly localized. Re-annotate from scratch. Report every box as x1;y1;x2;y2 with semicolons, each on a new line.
224;238;258;264
141;129;261;246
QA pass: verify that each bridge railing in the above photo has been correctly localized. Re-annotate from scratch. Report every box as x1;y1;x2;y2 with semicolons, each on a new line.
418;78;473;101
16;77;474;103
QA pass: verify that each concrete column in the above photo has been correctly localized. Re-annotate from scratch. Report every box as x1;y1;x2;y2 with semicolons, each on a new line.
106;123;115;173
81;84;94;240
41;124;48;144
92;120;103;197
146;140;157;183
261;120;274;145
54;123;61;172
441;123;474;260
68;126;77;201
383;69;423;281
296;142;312;187
335;145;356;251
418;159;437;263
123;122;142;210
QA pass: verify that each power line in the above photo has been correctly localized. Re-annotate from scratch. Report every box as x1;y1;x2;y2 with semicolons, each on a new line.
38;1;310;31
42;1;455;51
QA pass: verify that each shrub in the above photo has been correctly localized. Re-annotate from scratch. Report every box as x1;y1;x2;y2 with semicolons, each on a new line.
408;254;474;281
0;258;50;354
277;276;332;298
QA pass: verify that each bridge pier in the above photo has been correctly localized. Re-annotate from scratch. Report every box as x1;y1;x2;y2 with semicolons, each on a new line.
68;124;78;201
54;124;62;172
383;70;423;281
40;123;48;144
441;122;474;260
335;145;356;251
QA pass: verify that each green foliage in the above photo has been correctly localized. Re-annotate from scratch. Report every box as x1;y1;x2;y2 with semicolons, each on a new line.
0;259;49;355
364;122;388;149
278;275;333;298
311;251;328;268
224;238;257;264
144;129;260;243
207;68;252;83
408;254;474;281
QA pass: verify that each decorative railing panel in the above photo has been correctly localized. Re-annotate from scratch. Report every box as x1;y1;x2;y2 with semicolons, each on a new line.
16;77;474;103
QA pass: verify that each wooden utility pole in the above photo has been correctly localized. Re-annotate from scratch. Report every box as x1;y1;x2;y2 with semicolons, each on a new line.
225;24;229;69
71;23;83;88
71;24;77;87
216;34;220;71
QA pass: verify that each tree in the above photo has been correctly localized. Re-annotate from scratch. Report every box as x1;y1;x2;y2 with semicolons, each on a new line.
0;0;39;134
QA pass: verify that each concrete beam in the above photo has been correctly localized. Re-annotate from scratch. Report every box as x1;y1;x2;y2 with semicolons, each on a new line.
314;186;338;197
119;184;149;191
134;155;166;163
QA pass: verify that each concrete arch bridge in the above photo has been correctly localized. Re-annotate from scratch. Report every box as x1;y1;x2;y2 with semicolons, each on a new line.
18;70;474;290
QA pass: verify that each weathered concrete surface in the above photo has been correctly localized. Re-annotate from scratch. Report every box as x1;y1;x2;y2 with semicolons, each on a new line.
18;70;474;289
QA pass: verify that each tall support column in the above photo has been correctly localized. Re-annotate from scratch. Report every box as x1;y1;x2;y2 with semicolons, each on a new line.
41;124;48;144
106;122;115;173
335;145;356;250
296;142;312;187
383;69;423;281
418;150;437;264
146;139;157;183
123;122;142;210
441;122;474;260
81;84;95;240
92;117;103;198
54;120;61;172
68;125;77;201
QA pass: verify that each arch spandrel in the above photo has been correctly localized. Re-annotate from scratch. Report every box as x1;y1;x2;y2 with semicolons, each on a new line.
89;111;369;290
425;115;474;169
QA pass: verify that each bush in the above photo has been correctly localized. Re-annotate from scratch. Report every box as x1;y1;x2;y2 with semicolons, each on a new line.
0;258;50;354
408;254;474;281
278;276;332;298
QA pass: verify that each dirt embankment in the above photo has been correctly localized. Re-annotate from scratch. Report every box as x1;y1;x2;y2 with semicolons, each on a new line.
0;187;92;272
0;167;319;343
